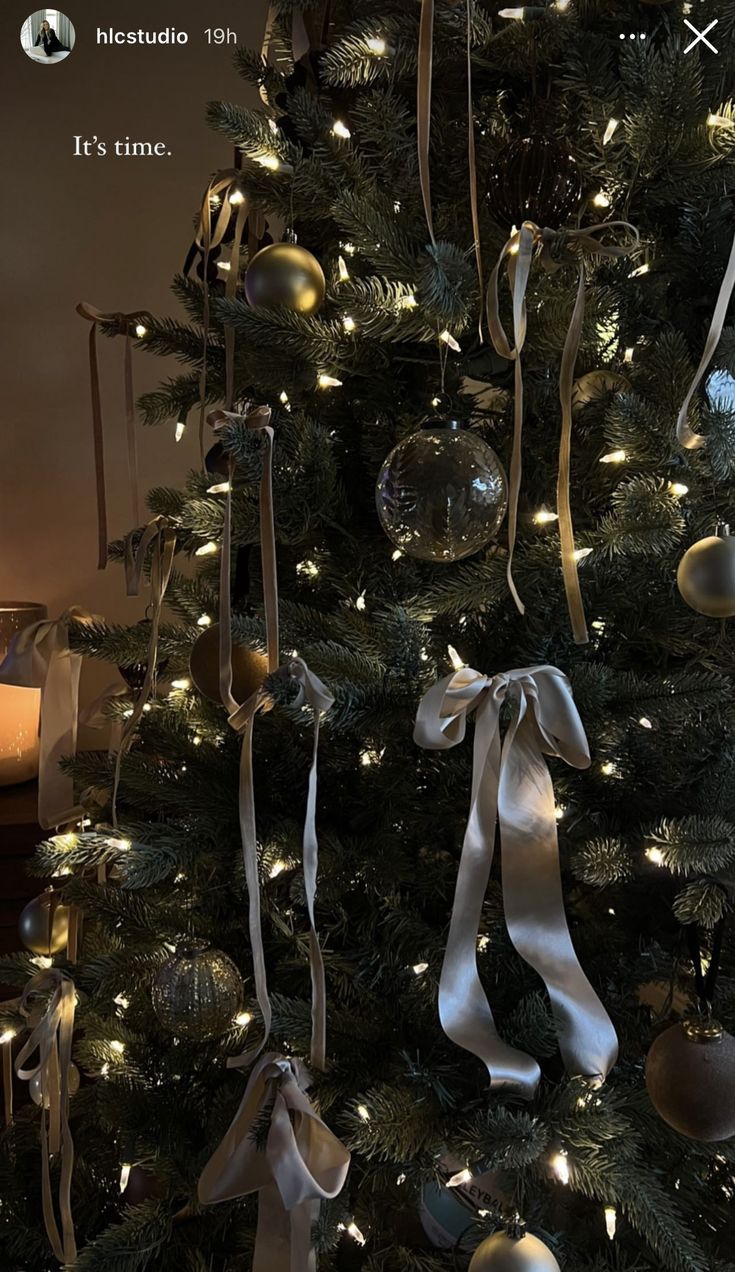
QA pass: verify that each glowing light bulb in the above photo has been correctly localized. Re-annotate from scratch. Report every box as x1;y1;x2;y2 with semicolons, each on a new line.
119;1164;132;1192
573;547;593;562
229;189;245;205
195;541;219;557
555;805;566;821
412;961;429;976
551;1151;570;1185
197;614;212;627
318;373;342;388
269;860;287;879
114;994;130;1011
605;1206;617;1240
593;191;611;208
342;314;356;333
646;846;665;866
296;559;319;577
217;260;232;272
534;509;559;525
669;482;688;497
0;1030;16;1045
135;324;147;339
707;112;732;128
171;678;190;690
357;1104;371;1121
175;421;186;442
207;481;231;495
337;256;350;282
624;347;634;363
638;717;653;729
341;242;356;255
447;1168;473;1187
477;935;490;951
107;837;131;851
439;329;461;352
192;734;202;746
600;449;627;463
235;1011;252;1027
355;592;367;611
629;263;650;278
600;761;616;776
366;36;386;55
448;645;466;671
346;1222;366;1246
498;7;526;18
603;118;620;145
391;548;403;561
109;1040;125;1055
332;120;351;139
256;154;280;171
398;293;417;309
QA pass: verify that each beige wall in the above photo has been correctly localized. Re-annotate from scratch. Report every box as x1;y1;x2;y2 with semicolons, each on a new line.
0;0;267;708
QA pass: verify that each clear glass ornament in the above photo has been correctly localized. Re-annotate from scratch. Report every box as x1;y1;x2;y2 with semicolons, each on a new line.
375;422;507;562
152;941;243;1041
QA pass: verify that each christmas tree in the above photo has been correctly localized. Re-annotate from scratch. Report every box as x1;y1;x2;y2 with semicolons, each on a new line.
2;1;735;1269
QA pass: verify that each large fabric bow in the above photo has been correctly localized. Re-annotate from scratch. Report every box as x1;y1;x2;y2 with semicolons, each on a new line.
15;969;77;1265
0;608;94;830
199;1053;350;1271
414;664;618;1098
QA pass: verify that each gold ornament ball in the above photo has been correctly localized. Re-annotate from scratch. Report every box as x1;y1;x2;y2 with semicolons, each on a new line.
645;1018;735;1141
244;242;326;315
676;529;735;618
30;1061;80;1107
189;623;269;705
152;941;243;1041
469;1232;561;1272
18;892;70;956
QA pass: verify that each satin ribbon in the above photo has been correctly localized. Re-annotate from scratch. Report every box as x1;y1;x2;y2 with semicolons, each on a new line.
209;407;333;1072
199;1053;350;1271
15;969;77;1265
76;302;149;569
195;172;244;465
417;0;436;246
487;221;639;645
414;664;618;1097
0;609;94;831
466;0;483;337
259;4;318;104
677;224;735;451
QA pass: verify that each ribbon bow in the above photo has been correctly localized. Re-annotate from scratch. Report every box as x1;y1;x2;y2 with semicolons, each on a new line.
77;302;151;568
0;608;94;830
199;1053;350;1272
414;664;618;1098
15;969;77;1265
676;224;735;451
487;220;640;645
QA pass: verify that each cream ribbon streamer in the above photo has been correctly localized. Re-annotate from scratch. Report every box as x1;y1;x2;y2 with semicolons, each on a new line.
77;302;149;568
15;968;77;1265
486;220;639;646
677;224;735;450
414;664;618;1098
195;171;243;465
199;1053;350;1271
208;407;333;1072
111;517;177;825
0;609;94;831
417;0;436;246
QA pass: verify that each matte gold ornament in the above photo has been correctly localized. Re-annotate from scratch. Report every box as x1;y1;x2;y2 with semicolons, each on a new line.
676;525;735;618
18;891;70;956
571;370;631;411
189;623;269;705
645;1018;735;1141
469;1231;561;1272
152;941;243;1040
244;242;326;314
30;1061;80;1107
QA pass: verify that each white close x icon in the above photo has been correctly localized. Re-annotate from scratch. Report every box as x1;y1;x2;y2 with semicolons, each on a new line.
683;17;719;54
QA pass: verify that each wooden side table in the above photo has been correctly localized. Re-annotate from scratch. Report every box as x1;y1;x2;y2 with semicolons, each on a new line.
0;782;41;957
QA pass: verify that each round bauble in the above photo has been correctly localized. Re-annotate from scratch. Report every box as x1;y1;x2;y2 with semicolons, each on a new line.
30;1061;80;1107
245;242;326;315
189;623;269;705
421;1161;512;1250
469;1231;561;1272
572;370;631;411
152;941;243;1041
375;422;508;563
707;368;735;411
19;891;70;956
676;527;735;618
486;135;582;231
645;1018;735;1141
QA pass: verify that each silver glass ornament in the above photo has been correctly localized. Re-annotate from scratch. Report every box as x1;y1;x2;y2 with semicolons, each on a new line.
152;941;243;1041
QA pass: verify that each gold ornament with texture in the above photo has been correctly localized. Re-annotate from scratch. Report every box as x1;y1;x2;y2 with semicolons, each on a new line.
18;890;70;956
189;623;268;705
244;242;326;314
469;1231;561;1272
645;1017;735;1141
676;525;735;618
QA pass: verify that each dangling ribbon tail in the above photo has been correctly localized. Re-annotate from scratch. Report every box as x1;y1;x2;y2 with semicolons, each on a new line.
417;0;437;245
677;223;735;450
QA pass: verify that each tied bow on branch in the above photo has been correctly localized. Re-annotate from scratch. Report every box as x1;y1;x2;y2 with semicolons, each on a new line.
0;608;96;830
15;969;77;1265
487;220;640;645
199;1053;350;1272
414;664;618;1097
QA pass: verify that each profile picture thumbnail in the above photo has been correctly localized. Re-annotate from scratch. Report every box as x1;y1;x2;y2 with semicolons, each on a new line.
21;9;75;63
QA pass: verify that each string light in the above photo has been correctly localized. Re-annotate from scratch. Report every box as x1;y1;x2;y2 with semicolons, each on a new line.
113;993;130;1011
32;956;53;969
217;260;232;272
393;200;401;213
171;678;190;690
0;1030;16;1045
269;860;287;879
555;804;566;821
175;421;186;442
600;449;627;463
593;191;611;208
340;242;356;255
229;189;245;205
366;36;387;55
534;509;559;525
551;1151;570;1185
624;347;635;363
318;373;342;388
192;734;202;746
119;1164;132;1192
135;324;147;339
412;962;429;976
498;8;526;19
398;292;418;309
391;548;403;561
296;559;319;577
477;935;490;951
355;591;367;611
346;1222;366;1246
342;314;357;333
195;541;219;557
669;481;689;497
100;1062;110;1077
332;120;351;139
255;154;281;171
605;1206;617;1239
707;112;733;128
396;1172;407;1185
357;1104;371;1121
234;1011;252;1027
629;262;650;278
638;716;653;729
448;645;466;670
207;481;231;495
337;255;350;282
573;547;593;562
109;1040;125;1055
446;1168;473;1187
439;329;461;352
197;614;212;627
360;748;382;766
646;846;665;866
107;837;131;851
603;118;620;145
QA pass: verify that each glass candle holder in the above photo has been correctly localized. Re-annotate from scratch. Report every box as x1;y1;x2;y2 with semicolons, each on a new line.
0;602;47;786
